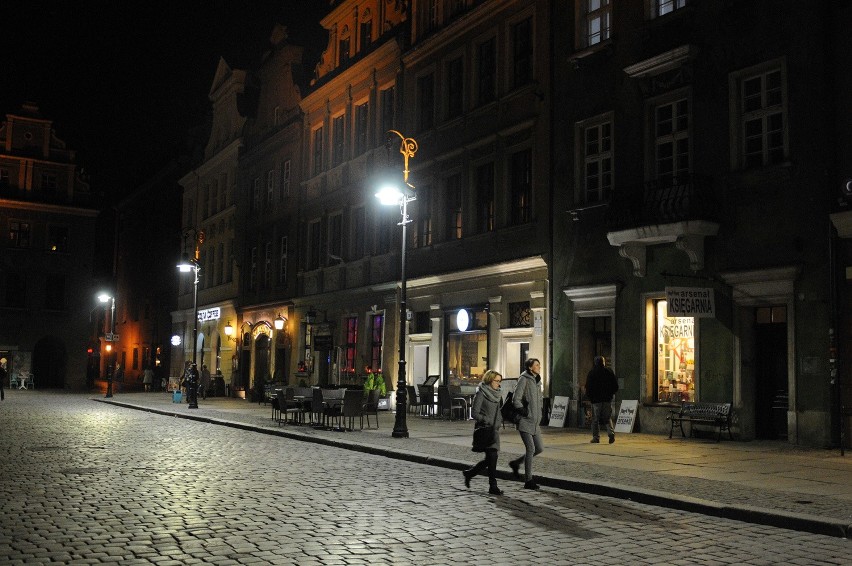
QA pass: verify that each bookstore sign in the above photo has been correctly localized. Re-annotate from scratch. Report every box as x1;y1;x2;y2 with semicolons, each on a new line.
665;287;715;318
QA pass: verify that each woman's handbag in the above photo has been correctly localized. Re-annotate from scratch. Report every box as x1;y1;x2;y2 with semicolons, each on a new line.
472;425;495;452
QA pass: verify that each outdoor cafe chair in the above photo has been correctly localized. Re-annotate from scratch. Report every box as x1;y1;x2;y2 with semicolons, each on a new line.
418;385;436;417
341;389;366;431
310;388;325;426
362;388;380;429
438;385;468;421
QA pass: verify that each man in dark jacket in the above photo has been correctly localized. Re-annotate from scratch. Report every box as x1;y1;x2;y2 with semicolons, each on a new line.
584;356;619;444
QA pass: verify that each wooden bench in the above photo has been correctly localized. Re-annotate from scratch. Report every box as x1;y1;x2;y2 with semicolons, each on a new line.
667;402;733;442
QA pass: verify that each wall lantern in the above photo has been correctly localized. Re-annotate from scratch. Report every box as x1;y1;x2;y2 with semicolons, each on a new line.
456;308;470;332
274;314;287;331
171;334;182;346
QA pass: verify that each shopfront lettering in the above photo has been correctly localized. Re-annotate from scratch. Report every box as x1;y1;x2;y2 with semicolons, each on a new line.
665;287;715;318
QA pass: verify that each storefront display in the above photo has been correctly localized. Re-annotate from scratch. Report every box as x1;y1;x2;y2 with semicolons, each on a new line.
655;300;695;402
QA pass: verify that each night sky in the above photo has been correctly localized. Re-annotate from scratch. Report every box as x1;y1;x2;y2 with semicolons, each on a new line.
2;1;328;200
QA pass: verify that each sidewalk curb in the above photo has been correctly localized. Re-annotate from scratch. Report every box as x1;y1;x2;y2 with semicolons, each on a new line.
97;398;851;539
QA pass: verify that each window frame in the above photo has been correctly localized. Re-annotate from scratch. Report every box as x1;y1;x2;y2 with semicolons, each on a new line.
445;173;463;240
475;161;495;233
476;36;497;106
575;111;614;204
445;55;464;119
312;126;324;177
729;58;789;171
417;72;435;132
576;0;611;50
509;14;534;89
646;88;691;184
509;147;533;225
278;235;288;285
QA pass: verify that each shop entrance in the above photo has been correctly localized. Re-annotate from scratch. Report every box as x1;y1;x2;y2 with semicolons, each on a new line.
754;306;788;440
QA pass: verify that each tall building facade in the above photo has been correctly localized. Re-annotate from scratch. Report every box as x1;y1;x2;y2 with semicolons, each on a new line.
552;0;848;446
0;103;98;389
175;59;246;384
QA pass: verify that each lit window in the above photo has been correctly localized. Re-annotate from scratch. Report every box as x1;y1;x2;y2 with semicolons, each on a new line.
654;299;696;403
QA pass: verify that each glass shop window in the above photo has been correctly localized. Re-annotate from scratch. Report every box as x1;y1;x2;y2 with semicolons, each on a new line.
445;308;489;386
654;299;696;403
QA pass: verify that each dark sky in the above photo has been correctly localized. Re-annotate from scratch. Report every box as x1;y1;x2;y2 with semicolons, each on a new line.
1;1;328;200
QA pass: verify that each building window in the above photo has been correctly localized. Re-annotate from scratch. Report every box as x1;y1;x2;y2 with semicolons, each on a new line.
280;159;291;200
581;0;611;48
511;17;533;88
253;178;262;211
308;220;322;271
732;62;787;169
510;149;532;224
202;185;210;218
267;170;276;206
370;313;384;373
45;274;65;310
653;95;690;183
445;308;489;382
415;185;432;248
352;206;366;259
446;57;463;119
417;73;435;132
355;102;369;156
210;246;217;287
279;236;288;285
249;246;257;290
381;86;395;134
477;38;496;105
446;174;463;240
376;212;393;255
220;172;229;209
509;301;531;327
274;105;281;126
228;238;234;282
41;173;58;192
360;19;372;53
653;299;696;403
328;213;343;264
218;242;225;285
339;33;351;66
47;225;69;252
655;0;687;17
9;221;30;248
332;115;345;166
5;272;25;308
344;316;358;378
132;347;139;370
0;168;9;187
264;242;272;288
475;163;495;233
579;115;613;203
312;127;324;176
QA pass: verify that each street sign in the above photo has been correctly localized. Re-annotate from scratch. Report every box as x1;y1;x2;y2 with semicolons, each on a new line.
105;333;119;342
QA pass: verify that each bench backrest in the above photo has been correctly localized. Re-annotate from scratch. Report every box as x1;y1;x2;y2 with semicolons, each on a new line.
681;402;731;419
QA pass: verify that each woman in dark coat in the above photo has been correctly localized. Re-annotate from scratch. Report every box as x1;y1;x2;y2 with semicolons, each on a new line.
463;370;504;495
508;358;545;490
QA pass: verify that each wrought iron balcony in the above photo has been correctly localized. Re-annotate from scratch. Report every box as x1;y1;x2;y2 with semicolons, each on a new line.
606;175;719;232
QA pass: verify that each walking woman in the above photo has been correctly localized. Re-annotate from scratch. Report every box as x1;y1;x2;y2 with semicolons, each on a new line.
508;358;544;490
463;370;504;495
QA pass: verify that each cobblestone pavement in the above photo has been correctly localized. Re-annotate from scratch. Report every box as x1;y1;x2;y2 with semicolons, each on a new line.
98;391;852;536
1;392;850;565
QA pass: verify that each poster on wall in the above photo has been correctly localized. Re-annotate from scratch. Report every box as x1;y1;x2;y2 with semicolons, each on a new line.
614;400;639;433
548;396;570;427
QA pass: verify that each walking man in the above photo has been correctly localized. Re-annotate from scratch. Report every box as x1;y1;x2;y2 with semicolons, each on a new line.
585;356;619;444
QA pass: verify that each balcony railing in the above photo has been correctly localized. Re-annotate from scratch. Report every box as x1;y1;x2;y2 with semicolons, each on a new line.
606;175;719;231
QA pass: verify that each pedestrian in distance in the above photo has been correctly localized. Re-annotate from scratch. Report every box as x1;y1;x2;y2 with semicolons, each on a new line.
200;364;211;399
142;366;154;392
463;370;504;495
508;358;545;490
585;355;619;444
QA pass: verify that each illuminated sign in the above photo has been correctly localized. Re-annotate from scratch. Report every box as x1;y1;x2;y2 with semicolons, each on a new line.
456;309;470;332
198;307;221;322
665;287;715;318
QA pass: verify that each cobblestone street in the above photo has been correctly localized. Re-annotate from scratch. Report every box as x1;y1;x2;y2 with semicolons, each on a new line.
1;393;849;565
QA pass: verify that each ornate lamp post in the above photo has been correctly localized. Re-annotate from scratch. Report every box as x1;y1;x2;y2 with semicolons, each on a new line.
376;130;418;438
178;229;204;409
97;292;116;398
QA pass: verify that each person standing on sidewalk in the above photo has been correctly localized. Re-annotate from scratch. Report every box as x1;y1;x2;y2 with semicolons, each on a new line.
200;364;211;399
508;358;544;490
585;356;619;444
464;370;504;495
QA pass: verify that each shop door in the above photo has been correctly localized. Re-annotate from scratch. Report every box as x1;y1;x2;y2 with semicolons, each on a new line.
754;306;788;440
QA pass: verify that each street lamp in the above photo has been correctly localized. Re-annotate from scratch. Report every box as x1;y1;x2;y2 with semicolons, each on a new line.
178;229;204;409
376;129;418;438
97;292;115;398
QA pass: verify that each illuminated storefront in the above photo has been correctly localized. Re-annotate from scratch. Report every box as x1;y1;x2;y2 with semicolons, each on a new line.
445;307;489;386
654;299;695;403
